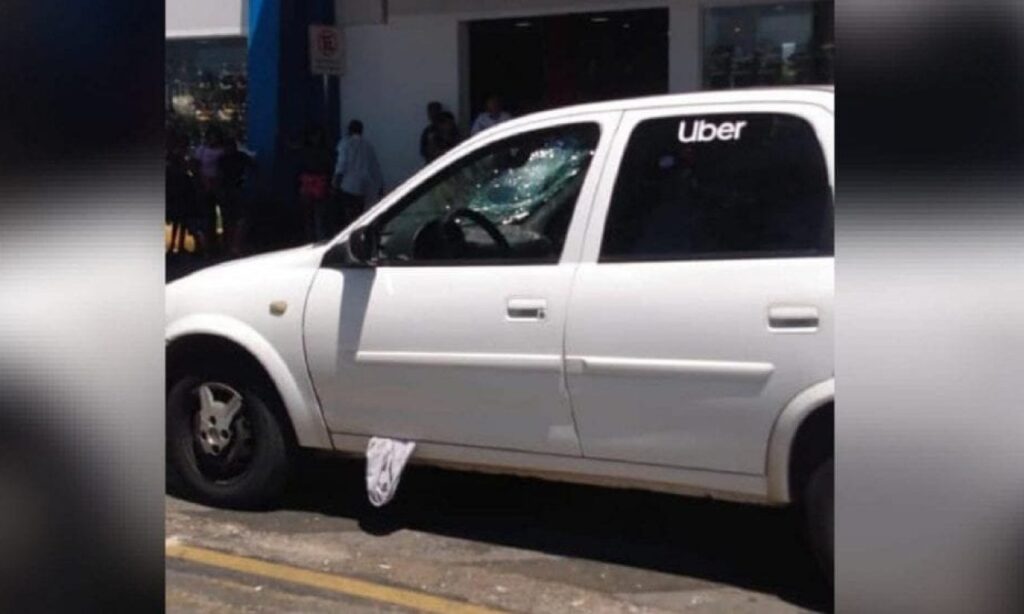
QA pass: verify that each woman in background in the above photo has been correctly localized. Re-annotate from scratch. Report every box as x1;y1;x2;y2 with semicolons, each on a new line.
298;125;334;242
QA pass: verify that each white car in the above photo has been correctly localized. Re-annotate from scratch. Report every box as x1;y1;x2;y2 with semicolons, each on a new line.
167;87;834;574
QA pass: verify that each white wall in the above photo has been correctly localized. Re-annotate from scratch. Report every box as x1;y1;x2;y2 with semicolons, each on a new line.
166;0;247;38
337;0;706;190
339;15;461;190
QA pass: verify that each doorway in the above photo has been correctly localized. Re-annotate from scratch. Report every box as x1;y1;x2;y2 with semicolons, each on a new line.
467;9;669;120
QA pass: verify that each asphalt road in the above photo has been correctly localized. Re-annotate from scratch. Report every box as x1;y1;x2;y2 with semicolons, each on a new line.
166;455;832;613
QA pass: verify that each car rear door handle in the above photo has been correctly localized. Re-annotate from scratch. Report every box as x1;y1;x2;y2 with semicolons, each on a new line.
768;305;819;332
507;298;547;321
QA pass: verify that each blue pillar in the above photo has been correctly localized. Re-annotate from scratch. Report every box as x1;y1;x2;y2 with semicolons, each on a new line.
247;0;280;201
247;0;337;234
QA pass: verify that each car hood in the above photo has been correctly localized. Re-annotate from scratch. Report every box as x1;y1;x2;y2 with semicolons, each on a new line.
166;244;329;328
183;244;326;280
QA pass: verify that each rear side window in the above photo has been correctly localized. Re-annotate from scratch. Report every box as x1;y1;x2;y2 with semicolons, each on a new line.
600;112;832;262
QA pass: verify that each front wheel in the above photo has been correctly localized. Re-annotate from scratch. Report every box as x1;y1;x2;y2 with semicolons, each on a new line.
804;458;834;582
166;368;291;508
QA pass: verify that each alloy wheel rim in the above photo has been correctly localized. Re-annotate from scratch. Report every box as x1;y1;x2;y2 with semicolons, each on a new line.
191;382;255;480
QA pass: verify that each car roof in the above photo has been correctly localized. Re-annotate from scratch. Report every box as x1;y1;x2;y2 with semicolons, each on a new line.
503;86;834;126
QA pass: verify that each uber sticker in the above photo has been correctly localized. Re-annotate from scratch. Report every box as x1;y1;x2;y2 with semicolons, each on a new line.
678;119;747;143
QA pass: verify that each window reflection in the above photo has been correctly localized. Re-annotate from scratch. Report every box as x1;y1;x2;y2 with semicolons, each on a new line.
703;2;834;89
166;38;248;143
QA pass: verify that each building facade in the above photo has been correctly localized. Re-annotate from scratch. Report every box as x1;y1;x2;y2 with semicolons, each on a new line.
167;0;833;194
166;0;249;142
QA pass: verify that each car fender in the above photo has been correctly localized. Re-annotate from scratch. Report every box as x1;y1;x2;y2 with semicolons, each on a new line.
765;378;834;504
166;313;332;449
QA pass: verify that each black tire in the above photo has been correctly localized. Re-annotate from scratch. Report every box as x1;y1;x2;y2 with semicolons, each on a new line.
166;366;291;508
804;457;834;582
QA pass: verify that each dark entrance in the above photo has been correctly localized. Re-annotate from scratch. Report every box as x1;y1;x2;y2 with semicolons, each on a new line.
468;9;669;119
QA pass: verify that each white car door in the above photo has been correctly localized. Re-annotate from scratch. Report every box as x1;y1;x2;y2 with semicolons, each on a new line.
304;113;618;455
564;102;834;474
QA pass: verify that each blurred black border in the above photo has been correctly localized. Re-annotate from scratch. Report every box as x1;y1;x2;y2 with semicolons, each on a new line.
1;1;1022;612
0;2;164;611
0;2;163;169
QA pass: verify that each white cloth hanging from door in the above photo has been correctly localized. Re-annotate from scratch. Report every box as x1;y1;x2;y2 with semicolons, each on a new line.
365;437;416;507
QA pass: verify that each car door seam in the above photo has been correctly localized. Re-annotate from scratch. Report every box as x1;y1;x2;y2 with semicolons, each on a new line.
560;110;627;458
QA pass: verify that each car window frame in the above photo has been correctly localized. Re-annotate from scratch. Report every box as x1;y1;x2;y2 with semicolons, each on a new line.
323;111;620;270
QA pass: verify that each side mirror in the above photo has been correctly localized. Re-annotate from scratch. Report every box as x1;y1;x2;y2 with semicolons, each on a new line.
322;225;378;268
346;225;378;265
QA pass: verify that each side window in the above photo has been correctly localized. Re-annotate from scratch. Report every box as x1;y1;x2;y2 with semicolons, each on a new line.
375;123;600;265
600;113;832;262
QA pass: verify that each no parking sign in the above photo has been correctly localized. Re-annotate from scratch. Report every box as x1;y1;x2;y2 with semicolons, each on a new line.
309;24;344;76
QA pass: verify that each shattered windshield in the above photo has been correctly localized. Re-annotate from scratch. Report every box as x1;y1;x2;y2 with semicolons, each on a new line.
375;123;599;263
467;137;593;225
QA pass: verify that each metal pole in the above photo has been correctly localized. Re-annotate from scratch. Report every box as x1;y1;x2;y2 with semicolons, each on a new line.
322;73;330;133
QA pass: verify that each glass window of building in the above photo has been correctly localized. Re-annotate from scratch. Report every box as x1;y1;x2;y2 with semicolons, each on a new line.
703;2;834;89
166;37;248;144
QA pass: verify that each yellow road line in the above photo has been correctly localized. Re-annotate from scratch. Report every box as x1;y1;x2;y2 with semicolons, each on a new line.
166;543;506;614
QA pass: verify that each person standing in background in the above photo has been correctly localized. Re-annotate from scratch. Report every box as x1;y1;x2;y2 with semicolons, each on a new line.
217;138;254;256
470;95;511;136
420;101;444;164
297;126;334;243
333;120;384;230
434;111;461;158
193;126;226;253
166;130;200;256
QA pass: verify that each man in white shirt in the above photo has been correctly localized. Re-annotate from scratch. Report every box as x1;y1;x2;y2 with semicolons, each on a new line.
332;120;384;226
470;95;512;136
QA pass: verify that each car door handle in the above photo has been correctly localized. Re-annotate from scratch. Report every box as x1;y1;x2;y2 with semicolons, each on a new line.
768;305;819;332
507;298;547;321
